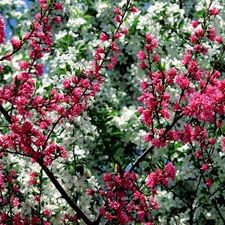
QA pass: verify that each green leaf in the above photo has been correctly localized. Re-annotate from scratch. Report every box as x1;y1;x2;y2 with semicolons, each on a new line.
156;61;166;71
178;19;184;29
195;9;207;19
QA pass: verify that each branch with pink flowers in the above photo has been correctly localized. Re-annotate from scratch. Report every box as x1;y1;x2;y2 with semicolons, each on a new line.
0;0;138;224
1;0;225;224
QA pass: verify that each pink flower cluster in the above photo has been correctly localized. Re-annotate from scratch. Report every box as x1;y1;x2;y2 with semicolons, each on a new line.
0;2;138;224
0;14;5;73
0;0;133;167
92;171;158;224
146;162;176;193
138;74;178;145
113;6;137;23
0;14;5;45
136;6;224;207
0;167;23;223
137;34;182;147
137;33;159;69
0;1;68;165
99;5;136;71
182;18;225;122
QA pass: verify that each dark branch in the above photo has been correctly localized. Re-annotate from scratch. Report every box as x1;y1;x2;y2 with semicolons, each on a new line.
0;105;12;124
128;146;154;173
37;160;94;225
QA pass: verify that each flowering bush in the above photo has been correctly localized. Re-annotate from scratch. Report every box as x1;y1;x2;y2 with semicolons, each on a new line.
1;0;225;224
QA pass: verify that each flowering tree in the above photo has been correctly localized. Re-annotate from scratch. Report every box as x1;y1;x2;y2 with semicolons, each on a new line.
1;0;225;224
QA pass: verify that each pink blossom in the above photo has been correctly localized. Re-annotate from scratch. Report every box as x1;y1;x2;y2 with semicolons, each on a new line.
172;102;180;112
152;53;160;62
23;32;31;41
53;16;61;24
207;27;216;41
195;151;202;159
0;213;7;221
110;42;120;53
130;6;137;13
206;179;214;188
99;207;106;215
190;34;198;43
182;53;192;65
114;15;121;23
137;50;147;60
149;196;160;210
72;214;77;222
0;14;5;45
11;196;20;207
80;78;90;88
110;55;117;64
201;164;209;171
106;190;115;198
103;173;112;182
169;67;177;76
114;32;122;39
164;162;176;180
139;61;147;69
217;120;222;128
53;3;63;10
145;43;153;52
114;7;121;15
39;0;46;6
141;109;152;126
151;39;158;48
29;178;36;185
35;64;44;76
86;189;94;195
96;47;104;54
146;172;159;189
13;185;19;192
210;7;219;15
0;65;4;73
62;79;71;89
215;36;223;43
0;171;5;191
121;27;128;35
208;138;216;145
146;33;153;42
18;61;29;70
35;13;42;20
105;212;113;222
175;74;190;88
92;83;100;92
140;81;148;90
40;0;47;10
107;63;114;70
192;20;199;28
221;137;225;151
4;53;12;61
195;28;204;37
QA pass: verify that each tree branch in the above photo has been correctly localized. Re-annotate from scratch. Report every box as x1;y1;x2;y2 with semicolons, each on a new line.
37;160;94;225
0;105;12;124
128;146;154;173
